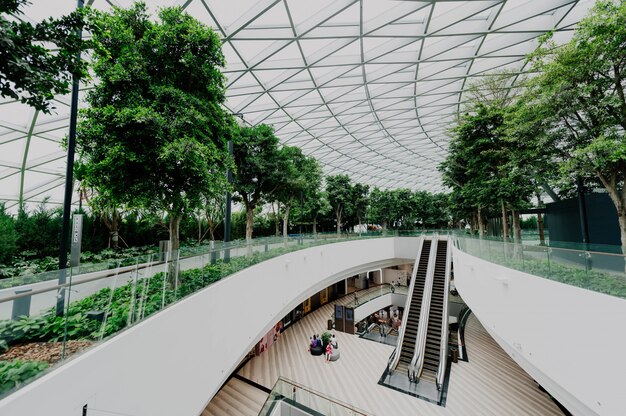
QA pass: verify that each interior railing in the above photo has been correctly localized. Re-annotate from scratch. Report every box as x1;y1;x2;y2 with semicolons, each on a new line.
258;376;373;416
435;236;452;390
388;235;423;373
452;235;626;300
1;232;408;399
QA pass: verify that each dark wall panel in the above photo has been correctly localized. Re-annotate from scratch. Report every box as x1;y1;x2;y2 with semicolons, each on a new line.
545;193;620;246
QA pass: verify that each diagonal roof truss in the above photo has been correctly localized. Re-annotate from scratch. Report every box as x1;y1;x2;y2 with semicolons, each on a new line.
0;0;596;211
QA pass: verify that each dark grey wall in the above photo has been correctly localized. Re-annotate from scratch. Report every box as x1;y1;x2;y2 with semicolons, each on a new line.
545;193;620;247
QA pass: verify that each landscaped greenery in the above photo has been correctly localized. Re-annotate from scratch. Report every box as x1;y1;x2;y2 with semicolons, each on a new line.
0;360;48;396
0;236;368;393
440;0;626;251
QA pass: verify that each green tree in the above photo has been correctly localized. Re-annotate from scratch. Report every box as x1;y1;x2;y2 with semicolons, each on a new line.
273;146;322;237
0;0;91;112
525;0;626;253
348;183;369;233
231;124;283;242
369;188;395;233
302;189;330;235
0;204;18;264
440;103;534;239
76;4;231;269
325;175;353;235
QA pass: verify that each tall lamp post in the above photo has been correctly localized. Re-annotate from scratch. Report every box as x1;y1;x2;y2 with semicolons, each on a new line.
223;138;233;262
224;113;244;262
57;0;84;316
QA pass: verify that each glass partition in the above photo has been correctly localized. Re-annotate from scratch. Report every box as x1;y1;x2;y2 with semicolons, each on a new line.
0;232;404;398
454;235;626;300
259;377;372;416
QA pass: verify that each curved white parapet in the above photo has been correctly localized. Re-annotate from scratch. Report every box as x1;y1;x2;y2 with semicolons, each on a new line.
452;245;626;416
0;237;419;416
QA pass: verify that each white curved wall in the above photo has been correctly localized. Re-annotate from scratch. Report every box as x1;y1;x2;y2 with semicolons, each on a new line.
453;245;626;416
0;237;419;416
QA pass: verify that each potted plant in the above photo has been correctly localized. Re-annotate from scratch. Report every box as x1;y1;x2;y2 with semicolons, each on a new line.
321;331;331;348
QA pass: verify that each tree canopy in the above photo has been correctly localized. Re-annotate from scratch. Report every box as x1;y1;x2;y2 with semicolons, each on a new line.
0;0;91;112
76;3;231;256
523;0;626;251
231;123;283;241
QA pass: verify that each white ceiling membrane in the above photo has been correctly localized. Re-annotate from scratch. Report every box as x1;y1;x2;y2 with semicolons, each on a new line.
0;0;596;211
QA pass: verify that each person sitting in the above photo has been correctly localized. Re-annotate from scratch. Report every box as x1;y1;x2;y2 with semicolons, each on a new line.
309;335;323;356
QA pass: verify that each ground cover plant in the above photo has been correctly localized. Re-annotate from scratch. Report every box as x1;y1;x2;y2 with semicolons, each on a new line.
0;236;361;395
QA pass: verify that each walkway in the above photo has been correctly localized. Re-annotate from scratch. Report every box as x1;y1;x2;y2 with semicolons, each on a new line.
204;296;563;416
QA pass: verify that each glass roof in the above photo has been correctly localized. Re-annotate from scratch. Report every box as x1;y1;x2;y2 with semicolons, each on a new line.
0;0;596;211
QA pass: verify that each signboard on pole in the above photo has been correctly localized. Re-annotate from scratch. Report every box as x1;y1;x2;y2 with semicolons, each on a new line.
70;214;83;267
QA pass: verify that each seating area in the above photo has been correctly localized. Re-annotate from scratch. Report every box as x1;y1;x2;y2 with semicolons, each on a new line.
308;333;340;361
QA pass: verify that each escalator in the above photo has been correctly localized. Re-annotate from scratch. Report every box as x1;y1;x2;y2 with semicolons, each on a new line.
420;239;448;383
395;239;432;375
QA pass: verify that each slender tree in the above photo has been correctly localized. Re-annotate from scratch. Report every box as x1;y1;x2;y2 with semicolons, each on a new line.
231;124;283;242
326;175;353;235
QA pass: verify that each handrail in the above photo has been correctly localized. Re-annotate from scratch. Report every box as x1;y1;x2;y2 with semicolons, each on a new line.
435;236;452;389
389;235;424;371
386;347;397;374
410;236;439;381
0;234;387;302
260;376;374;416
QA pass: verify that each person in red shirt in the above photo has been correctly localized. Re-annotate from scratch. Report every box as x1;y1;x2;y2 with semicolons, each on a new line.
325;341;333;362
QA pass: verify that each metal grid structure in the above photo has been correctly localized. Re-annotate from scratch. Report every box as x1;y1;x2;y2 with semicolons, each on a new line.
0;0;596;211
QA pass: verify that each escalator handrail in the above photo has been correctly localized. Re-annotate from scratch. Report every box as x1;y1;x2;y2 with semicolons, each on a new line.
389;235;424;372
410;236;439;380
436;236;452;389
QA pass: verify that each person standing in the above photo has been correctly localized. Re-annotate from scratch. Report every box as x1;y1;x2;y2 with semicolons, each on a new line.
325;341;333;362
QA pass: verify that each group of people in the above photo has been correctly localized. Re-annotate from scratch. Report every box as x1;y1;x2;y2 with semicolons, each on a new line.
309;334;322;349
308;333;339;362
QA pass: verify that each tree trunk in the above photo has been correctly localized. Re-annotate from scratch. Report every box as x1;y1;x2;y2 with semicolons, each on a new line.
538;213;545;245
283;205;290;237
477;207;485;237
313;218;317;235
512;209;521;243
209;222;216;241
336;211;341;236
197;216;202;243
618;213;626;262
168;215;182;287
501;199;509;240
111;210;119;249
536;192;545;245
246;205;254;243
382;220;387;236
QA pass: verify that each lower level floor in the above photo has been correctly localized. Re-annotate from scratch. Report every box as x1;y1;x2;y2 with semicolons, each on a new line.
203;291;564;416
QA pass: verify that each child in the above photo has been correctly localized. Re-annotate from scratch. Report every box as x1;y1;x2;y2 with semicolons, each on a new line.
325;341;333;362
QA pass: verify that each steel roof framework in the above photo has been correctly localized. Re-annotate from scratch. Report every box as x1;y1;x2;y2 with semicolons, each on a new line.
0;0;595;211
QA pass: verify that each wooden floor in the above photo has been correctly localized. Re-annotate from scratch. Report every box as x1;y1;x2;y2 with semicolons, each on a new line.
204;295;563;416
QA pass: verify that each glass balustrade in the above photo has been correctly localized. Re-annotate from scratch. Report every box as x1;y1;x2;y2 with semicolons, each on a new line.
259;377;372;416
453;235;626;300
0;232;403;398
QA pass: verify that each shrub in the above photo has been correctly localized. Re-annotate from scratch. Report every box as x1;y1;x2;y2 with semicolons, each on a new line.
0;360;48;395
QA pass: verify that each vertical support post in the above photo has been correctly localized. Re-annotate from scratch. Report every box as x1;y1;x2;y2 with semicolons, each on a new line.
299;190;303;244
57;0;84;317
224;139;233;262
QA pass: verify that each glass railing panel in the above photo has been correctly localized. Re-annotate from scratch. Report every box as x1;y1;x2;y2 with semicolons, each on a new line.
0;232;421;398
259;377;371;416
454;236;626;299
